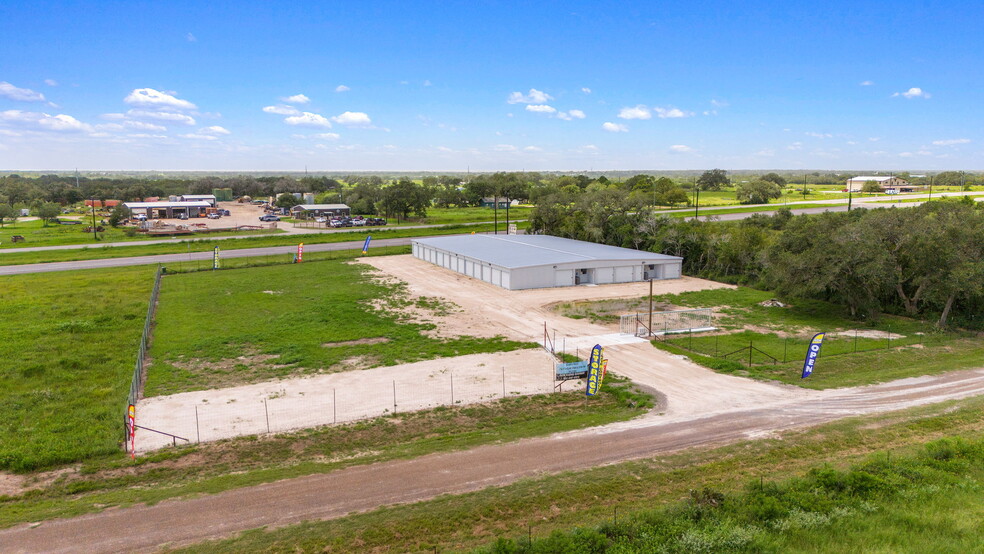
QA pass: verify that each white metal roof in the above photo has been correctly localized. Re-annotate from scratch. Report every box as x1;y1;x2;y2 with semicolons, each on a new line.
181;195;216;200
292;204;350;210
848;176;895;182
123;201;212;209
413;234;681;270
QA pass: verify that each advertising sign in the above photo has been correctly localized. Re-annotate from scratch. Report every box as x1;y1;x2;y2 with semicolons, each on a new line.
555;360;589;381
801;333;826;378
585;344;604;396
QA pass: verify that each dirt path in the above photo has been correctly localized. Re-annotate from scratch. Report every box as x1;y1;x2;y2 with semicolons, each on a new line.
4;368;982;553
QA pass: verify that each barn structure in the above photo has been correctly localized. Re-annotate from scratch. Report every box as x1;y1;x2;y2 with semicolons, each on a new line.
411;234;683;290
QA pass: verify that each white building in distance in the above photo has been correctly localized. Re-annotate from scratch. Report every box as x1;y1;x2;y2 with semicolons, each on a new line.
845;175;911;192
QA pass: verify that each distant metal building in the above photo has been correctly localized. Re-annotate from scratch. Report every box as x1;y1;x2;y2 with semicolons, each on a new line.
290;203;351;218
412;235;683;290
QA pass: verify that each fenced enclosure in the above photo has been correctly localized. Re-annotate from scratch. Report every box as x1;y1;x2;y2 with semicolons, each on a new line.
134;355;558;452
127;265;163;408
620;308;714;337
661;328;944;367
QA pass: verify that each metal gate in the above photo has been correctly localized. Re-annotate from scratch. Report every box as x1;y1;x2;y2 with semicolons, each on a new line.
619;308;713;337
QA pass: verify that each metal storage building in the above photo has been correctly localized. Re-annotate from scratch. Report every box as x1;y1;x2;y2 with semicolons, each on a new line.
412;235;683;290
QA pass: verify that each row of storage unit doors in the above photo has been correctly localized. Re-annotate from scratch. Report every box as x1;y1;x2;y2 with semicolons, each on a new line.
414;244;512;289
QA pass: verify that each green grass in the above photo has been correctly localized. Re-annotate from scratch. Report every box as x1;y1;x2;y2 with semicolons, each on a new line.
0;266;155;471
144;255;534;396
395;206;534;225
0;380;651;527
169;395;984;553
0;222;524;266
585;287;982;389
0;217;280;249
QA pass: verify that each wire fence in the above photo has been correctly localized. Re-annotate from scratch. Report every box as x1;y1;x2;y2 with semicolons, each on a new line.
135;362;560;452
127;265;162;408
619;308;714;337
659;327;943;367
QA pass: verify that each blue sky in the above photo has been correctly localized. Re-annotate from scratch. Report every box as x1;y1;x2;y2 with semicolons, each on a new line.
1;1;981;171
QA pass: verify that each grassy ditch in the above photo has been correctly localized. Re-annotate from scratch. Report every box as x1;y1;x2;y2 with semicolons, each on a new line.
0;381;651;527
171;395;984;553
144;254;533;396
574;286;983;389
0;266;155;471
0;221;527;266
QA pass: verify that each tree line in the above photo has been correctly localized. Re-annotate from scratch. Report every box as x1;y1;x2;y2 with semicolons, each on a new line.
529;189;983;328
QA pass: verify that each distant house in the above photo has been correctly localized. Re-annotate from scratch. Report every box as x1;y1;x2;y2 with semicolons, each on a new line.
290;204;351;218
846;175;912;192
480;197;511;209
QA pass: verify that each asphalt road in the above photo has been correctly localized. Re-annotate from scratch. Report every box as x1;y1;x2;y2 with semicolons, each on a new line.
0;237;415;275
3;367;981;553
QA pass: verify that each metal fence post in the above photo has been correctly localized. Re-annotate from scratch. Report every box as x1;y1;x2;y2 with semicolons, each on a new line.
264;399;270;433
195;405;200;443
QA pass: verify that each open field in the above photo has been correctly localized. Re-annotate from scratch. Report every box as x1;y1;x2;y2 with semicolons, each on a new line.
144;258;534;396
0;266;155;471
0;222;522;266
168;395;984;553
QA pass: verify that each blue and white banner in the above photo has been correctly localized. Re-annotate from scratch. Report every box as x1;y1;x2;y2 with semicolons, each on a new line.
362;235;372;254
585;344;604;396
801;333;826;379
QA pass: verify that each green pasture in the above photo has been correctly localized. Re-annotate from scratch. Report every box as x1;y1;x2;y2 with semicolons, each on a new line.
144;256;534;396
0;266;155;471
399;206;533;225
170;396;984;553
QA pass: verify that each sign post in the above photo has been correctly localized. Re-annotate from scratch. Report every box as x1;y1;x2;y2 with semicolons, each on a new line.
127;404;136;459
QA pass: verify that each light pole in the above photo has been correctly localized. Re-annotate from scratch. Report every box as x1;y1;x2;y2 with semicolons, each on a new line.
90;197;98;241
928;174;933;201
693;178;700;219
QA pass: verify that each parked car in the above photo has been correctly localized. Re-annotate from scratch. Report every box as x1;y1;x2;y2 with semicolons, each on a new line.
179;213;188;220
223;209;231;216
207;213;220;219
134;213;147;221
259;214;280;222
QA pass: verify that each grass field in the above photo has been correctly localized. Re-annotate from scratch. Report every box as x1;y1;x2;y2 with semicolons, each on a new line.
169;395;984;552
0;222;524;266
0;218;280;249
396;206;534;225
0;266;155;471
144;255;534;396
0;380;651;527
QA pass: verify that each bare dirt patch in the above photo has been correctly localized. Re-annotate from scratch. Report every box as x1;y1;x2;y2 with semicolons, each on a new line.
322;337;390;348
834;329;905;340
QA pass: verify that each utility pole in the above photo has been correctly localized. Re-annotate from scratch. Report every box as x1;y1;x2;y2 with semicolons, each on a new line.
693;177;700;219
90;197;98;241
928;174;934;201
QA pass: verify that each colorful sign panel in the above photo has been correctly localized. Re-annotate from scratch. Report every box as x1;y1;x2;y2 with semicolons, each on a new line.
212;246;219;270
362;235;372;254
127;404;136;458
585;344;604;396
801;332;826;379
555;360;589;381
297;242;304;262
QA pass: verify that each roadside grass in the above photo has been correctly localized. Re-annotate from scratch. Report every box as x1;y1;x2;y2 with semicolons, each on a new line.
568;286;982;389
144;255;534;396
0;380;651;527
170;395;984;553
397;206;534;225
0;266;155;471
0;218;280;249
0;222;524;266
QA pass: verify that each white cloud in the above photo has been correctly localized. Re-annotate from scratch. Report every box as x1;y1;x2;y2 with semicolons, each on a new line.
806;132;833;138
524;146;543;152
44;79;58;87
654;107;694;119
124;88;197;110
186;32;197;42
525;104;556;114
493;144;517;152
101;113;126;120
179;133;218;140
581;87;592;94
898;151;914;158
125;120;167;131
860;80;874;86
0;110;92;132
567;109;586;119
755;149;776;156
199;125;230;135
311;132;340;140
0;82;47;103
507;88;553;104
127;109;196;125
331;111;372;126
787;142;803;150
284;112;333;128
263;104;300;115
423;80;432;87
669;144;693;153
868;137;881;142
436;146;454;153
710;99;729;108
932;138;971;146
618;105;651;120
602;122;628;132
581;144;599;152
335;85;350;92
282;94;311;104
893;87;930;99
